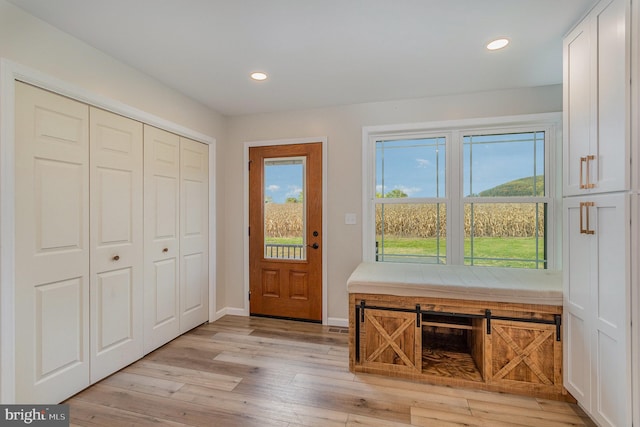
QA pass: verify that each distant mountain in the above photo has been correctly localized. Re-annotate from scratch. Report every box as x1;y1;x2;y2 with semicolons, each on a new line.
478;176;544;197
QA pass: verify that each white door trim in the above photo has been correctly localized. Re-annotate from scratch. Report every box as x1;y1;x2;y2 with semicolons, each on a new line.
242;137;328;324
0;58;217;403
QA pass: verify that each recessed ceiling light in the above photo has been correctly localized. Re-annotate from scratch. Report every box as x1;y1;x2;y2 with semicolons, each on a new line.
486;38;510;51
250;72;268;81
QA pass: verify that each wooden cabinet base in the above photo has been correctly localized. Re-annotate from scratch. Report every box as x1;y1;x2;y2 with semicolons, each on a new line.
349;293;574;402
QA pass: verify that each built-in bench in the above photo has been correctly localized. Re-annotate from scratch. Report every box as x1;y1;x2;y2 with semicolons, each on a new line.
347;262;572;401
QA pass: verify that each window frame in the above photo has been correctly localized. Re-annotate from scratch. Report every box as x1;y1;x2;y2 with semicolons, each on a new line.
373;132;452;264
362;113;562;269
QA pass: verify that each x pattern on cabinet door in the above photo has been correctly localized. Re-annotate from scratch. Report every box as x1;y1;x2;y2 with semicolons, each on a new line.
486;320;561;393
491;323;554;385
362;309;421;373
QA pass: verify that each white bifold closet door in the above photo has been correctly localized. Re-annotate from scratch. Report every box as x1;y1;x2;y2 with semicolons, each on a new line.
15;82;91;403
14;82;209;402
89;107;144;382
143;126;181;352
179;137;209;334
143;126;209;353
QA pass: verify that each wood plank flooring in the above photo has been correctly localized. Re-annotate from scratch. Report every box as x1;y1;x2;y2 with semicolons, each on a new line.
65;315;596;427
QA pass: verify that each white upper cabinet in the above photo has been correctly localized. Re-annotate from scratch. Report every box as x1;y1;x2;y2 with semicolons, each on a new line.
563;0;629;196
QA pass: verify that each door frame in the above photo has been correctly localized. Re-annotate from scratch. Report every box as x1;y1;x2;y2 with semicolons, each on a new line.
0;58;217;403
243;137;328;324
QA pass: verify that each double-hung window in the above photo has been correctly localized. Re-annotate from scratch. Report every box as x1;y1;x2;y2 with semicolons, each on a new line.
364;113;560;269
375;135;447;264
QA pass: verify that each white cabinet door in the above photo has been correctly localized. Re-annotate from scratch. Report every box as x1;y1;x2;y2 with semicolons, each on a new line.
143;125;181;353
564;193;630;427
592;0;628;193
179;138;209;333
89;107;144;382
563;16;591;195
563;197;592;405
14;82;90;403
563;0;628;196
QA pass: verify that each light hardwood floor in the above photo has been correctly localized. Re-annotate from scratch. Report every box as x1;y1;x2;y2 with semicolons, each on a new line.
65;315;596;426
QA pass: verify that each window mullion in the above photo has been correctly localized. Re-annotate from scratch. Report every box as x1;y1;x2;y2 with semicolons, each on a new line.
448;130;463;265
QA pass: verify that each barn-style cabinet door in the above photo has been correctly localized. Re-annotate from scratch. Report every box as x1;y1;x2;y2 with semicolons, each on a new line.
360;309;422;374
484;319;562;397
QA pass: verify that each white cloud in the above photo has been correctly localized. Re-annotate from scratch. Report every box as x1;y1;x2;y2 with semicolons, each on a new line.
416;158;431;168
266;184;280;192
286;185;302;197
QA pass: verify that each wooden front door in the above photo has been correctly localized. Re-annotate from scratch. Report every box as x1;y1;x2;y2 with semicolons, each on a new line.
249;143;322;322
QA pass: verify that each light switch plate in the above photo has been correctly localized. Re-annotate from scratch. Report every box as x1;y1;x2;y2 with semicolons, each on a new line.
345;213;357;225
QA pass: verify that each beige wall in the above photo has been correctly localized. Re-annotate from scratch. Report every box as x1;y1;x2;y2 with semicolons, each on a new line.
0;0;228;310
225;86;562;322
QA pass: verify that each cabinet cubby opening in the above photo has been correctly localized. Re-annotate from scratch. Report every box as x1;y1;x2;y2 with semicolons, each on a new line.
421;314;483;382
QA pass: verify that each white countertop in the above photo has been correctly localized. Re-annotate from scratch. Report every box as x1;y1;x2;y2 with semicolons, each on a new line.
347;262;562;306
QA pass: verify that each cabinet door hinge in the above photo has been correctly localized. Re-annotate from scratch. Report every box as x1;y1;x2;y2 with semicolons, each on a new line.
248;226;250;236
248;160;252;171
248;291;251;300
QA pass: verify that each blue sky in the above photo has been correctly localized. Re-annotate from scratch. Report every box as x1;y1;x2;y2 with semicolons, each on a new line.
263;132;545;203
377;132;544;198
264;161;304;203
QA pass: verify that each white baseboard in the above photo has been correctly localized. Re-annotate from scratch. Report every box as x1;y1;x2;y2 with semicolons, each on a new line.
212;307;248;321
327;317;348;328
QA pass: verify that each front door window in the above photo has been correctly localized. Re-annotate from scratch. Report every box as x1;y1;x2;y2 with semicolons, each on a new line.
263;157;306;260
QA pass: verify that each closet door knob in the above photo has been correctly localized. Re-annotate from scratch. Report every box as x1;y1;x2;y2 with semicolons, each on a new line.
112;255;120;261
162;248;169;253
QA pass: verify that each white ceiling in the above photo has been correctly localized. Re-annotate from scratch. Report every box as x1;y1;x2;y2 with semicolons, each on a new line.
9;0;598;116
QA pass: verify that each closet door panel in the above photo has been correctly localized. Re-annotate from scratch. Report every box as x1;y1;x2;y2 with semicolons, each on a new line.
15;82;90;403
89;107;143;382
144;125;181;352
179;138;209;333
